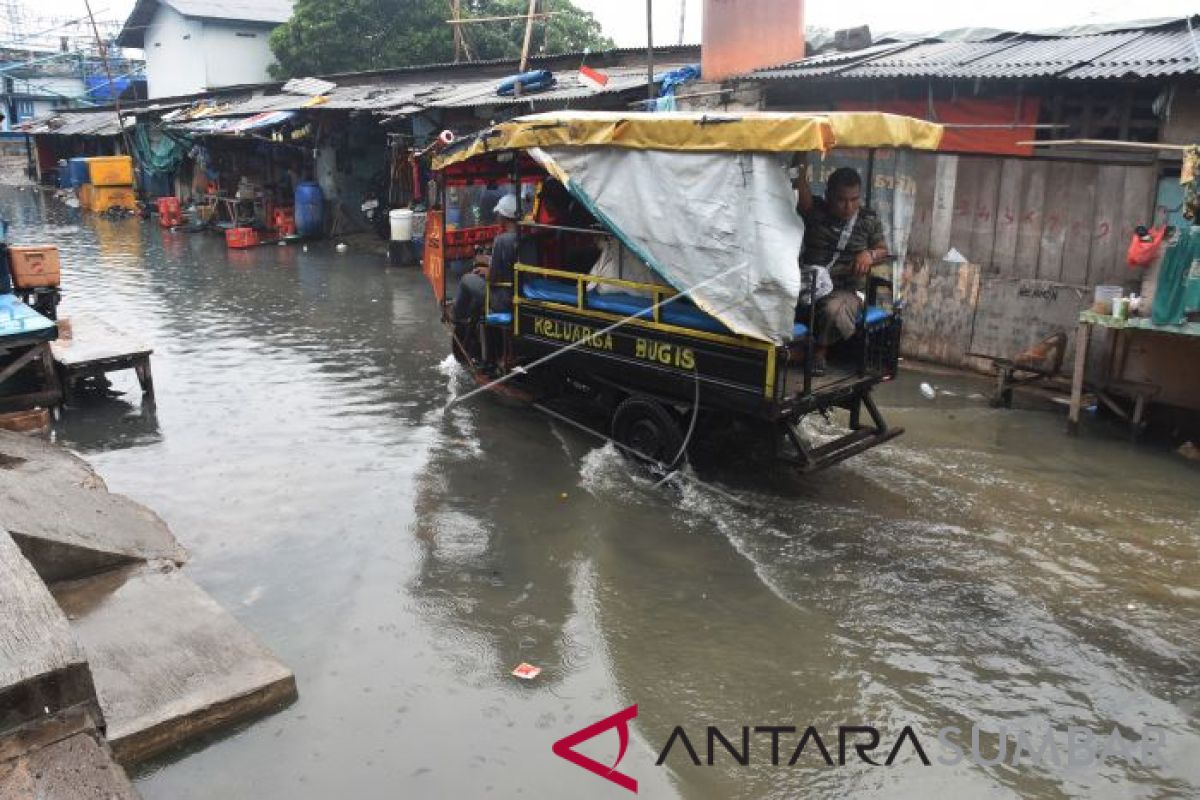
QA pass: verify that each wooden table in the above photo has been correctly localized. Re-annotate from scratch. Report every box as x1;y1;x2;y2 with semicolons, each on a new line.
0;293;60;411
50;314;154;402
1067;311;1200;436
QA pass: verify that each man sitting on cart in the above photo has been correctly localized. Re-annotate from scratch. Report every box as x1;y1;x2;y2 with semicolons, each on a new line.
794;166;888;375
451;193;520;328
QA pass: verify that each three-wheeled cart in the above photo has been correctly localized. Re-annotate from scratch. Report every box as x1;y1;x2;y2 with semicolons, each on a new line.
424;111;944;472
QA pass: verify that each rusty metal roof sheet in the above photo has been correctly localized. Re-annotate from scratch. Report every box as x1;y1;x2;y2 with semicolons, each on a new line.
17;111;132;137
749;18;1200;81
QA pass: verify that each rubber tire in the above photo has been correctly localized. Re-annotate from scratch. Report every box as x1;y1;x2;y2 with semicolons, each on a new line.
611;396;685;468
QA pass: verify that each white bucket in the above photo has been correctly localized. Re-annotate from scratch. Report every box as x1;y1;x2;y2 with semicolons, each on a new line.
389;208;414;241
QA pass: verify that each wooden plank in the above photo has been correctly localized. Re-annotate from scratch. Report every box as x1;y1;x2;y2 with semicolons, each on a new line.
929;154;958;259
898;258;982;366
1036;161;1074;282
948;157;984;264
1014;160;1048;280
1087;164;1128;286
966;277;1092;363
907;152;938;259
969;157;1003;272
1116;165;1159;283
991;158;1024;276
0;529;96;734
1061;161;1099;286
50;315;151;370
51;564;297;766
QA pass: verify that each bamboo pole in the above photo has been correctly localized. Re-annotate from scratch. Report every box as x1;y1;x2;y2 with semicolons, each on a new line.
646;0;655;103
518;0;539;73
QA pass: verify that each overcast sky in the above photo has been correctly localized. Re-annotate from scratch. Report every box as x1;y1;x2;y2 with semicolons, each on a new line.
572;0;1198;46
25;0;1200;48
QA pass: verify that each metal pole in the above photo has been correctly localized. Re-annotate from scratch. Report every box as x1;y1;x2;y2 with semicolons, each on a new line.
646;0;655;103
81;0;132;157
677;0;685;45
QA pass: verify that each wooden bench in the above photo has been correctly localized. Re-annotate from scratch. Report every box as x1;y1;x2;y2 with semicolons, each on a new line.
50;315;154;403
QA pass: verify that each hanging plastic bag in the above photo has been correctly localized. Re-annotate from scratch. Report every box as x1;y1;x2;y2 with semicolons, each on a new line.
1127;225;1166;268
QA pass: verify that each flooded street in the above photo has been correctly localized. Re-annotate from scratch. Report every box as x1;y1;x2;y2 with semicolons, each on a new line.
5;185;1198;798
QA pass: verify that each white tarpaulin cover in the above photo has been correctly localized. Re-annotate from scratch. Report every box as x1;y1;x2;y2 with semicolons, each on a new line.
539;147;805;343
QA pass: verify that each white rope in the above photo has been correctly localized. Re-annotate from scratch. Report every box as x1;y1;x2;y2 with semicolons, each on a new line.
443;259;758;411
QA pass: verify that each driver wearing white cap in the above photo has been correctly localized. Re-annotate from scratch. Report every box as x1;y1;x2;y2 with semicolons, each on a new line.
451;193;520;326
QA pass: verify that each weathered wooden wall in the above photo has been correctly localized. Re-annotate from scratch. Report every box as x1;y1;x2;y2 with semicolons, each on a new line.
900;152;1159;368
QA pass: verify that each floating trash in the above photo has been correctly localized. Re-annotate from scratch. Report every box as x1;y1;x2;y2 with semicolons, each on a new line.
919;383;936;400
511;663;541;680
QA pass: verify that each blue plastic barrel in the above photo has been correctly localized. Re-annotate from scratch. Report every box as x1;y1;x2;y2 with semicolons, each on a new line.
68;158;90;189
294;181;324;238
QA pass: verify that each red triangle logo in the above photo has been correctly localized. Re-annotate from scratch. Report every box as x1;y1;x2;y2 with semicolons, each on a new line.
552;705;639;793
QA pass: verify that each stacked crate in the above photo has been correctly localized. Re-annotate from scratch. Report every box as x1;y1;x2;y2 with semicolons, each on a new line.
85;156;137;212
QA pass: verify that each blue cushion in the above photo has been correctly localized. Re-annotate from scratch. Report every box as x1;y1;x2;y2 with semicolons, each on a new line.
485;312;512;325
661;302;730;334
587;290;654;318
521;276;740;336
520;277;578;304
864;306;892;326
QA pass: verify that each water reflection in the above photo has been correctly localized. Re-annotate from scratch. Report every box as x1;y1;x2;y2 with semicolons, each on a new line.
0;186;1195;799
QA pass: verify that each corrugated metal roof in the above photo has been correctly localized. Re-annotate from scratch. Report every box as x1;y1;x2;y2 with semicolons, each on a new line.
160;62;691;129
748;18;1200;81
17;111;132;137
421;64;692;110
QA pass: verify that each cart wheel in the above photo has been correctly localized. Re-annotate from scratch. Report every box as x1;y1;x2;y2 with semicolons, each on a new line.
611;396;684;468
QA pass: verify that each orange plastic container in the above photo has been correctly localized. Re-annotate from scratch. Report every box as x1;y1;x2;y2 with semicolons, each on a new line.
157;196;182;227
90;186;136;212
225;227;259;249
86;155;134;187
272;208;296;237
78;183;93;207
8;245;61;289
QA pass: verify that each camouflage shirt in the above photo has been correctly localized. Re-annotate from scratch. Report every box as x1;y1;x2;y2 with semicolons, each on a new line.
799;198;887;289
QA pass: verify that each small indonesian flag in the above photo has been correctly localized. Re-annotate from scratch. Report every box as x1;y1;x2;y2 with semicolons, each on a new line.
579;65;609;92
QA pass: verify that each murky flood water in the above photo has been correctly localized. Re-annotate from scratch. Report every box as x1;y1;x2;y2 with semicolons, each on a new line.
4;186;1198;798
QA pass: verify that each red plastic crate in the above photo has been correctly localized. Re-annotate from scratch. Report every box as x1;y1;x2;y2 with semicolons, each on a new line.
225;227;259;249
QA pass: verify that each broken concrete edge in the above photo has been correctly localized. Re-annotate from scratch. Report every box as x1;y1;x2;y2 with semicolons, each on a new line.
0;704;103;765
0;430;105;490
0;429;188;582
49;563;300;768
9;532;151;586
110;675;298;767
0;709;140;800
0;666;101;741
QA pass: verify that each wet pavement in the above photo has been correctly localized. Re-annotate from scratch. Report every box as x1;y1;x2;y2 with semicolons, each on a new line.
3;186;1198;799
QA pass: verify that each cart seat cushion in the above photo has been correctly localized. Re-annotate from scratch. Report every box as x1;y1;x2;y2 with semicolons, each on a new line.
864;306;892;326
520;278;732;335
485;312;512;325
520;277;578;304
0;293;57;343
586;290;731;334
